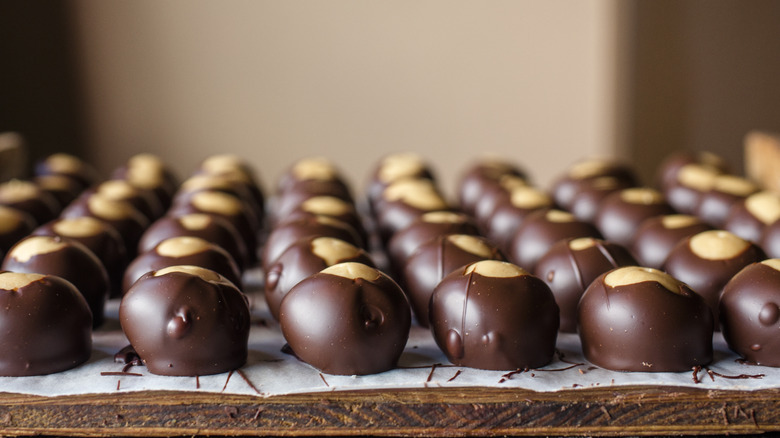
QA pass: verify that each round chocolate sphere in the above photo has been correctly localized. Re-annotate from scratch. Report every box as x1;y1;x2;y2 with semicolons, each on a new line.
663;230;765;324
761;218;780;259
509;209;602;272
367;152;436;211
284;195;365;243
569;176;635;223
193;154;266;226
32;216;128;298
33;174;83;208
457;159;525;216
694;175;759;228
403;234;504;327
483;185;553;253
386;211;478;273
111;153;178;209
373;178;450;242
279;262;411;375
471;175;529;231
594;187;675;247
724;190;780;243
139;213;249;270
261;214;364;272
720;259;780;366
631;214;713;269
34;152;101;190
550;159;637;211
429;260;559;370
87;179;164;223
0;272;92;376
123;236;242;293
0;206;36;257
265;236;374;321
174;174;263;229
534;237;637;333
120;265;250;376
578;266;713;372
656;150;728;191
662;164;721;215
0;179;60;225
276;157;350;196
2;235;109;327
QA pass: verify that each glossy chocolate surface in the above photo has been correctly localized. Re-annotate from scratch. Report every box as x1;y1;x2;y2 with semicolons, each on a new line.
120;266;250;376
534;238;637;333
0;272;92;376
471;175;529;231
429;260;559;370
656;151;728;191
111;153;179;208
367;152;436;211
34;152;101;190
570;176;635;223
373;178;450;242
631;214;713;269
33;174;83;208
662;164;721;215
694;175;758;228
2;235;109;327
509;209;601;272
483;185;553;253
457;160;525;216
265;236;374;321
663;230;765;324
720;260;780;366
724;191;780;243
578;267;713;372
550;159;637;211
0;206;36;256
0;180;61;225
86;179;164;222
279;262;411;375
402;234;504;327
594;188;675;247
761;218;780;259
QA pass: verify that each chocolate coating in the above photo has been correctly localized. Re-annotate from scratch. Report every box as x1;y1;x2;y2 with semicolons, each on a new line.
367;152;436;212
663;230;765;324
483;185;553;253
760;218;780;259
2;235;109;327
33;174;83;208
120;265;250;376
373;178;450;242
720;260;780;366
594;188;675;247
0;206;36;257
457;159;526;216
279;262;411;375
273;179;354;222
471;175;529;231
34;152;101;190
284;195;366;244
173;174;263;230
429;260;559;370
0;272;92;376
631;214;713;269
123;236;242;293
86;179;164;222
662;164;721;215
570;176;635;223
509;209;602;272
694;175;758;228
534;238;637;333
265;236;374;321
193;154;266;223
550;159;637;211
578;267;713;372
403;234;505;327
0;179;60;224
656;150;729;191
276;157;350;196
111;153;179;208
139;213;249;270
724;190;780;243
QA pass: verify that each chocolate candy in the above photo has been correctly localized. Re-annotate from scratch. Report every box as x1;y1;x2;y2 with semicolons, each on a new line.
123;236;242;293
551;159;637;211
261;214;364;272
631;214;713;269
111;153;178;208
279;262;411;375
139;213;249;270
33;174;83;208
509;209;602;272
284;195;366;244
534;238;637;333
483;185;553;253
720;259;780;366
471;175;529;231
0;180;60;224
761;218;780;259
0;206;36;257
120;265;250;376
2;235;109;327
594;187;675;247
194;154;266;224
373;178;449;242
656;150;728;191
663;230;765;323
386;211;478;273
32;216;128;298
276;157;350;196
0;272;92;376
34;152;101;190
265;236;374;321
694;175;759;228
578;266;713;372
367;152;436;212
662;164;721;215
429;260;559;370
724;190;780;243
457;159;526;216
86;179;165;222
569;176;635;223
403;234;504;327
174;174;263;230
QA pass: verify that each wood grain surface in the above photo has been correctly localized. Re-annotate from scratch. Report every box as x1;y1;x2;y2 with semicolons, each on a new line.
0;386;778;436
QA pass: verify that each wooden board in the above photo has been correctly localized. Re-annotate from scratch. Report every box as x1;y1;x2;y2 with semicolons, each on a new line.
0;386;778;436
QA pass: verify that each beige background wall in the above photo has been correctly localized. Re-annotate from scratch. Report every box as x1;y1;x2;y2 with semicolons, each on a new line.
69;0;626;196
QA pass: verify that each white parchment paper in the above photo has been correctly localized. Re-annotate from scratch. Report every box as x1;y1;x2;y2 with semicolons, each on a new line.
0;268;776;398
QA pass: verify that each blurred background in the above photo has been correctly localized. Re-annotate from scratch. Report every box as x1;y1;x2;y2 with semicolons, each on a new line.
1;0;779;195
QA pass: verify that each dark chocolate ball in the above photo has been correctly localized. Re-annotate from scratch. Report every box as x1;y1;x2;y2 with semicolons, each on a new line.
34;152;101;190
569;176;635;223
265;236;374;321
87;179;165;222
663;230;765;324
578;266;713;372
694;175;759;228
173;174;263;230
662;164;720;215
284;195;366;244
724;191;780;243
403;234;505;327
120;265;250;376
367;152;436;211
656;150;728;191
631;214;713;269
279;262;411;375
111;153;179;209
33;174;83;208
276;157;350;196
483;185;553;253
761;218;780;259
123;236;242;293
471;175;529;231
0;180;60;225
0;272;92;376
0;206;36;257
594;188;675;247
509;209;602;272
550;159;637;211
534;237;637;333
2;235;109;327
429;260;559;370
193;154;266;225
373;178;450;242
139;213;249;270
720;260;780;366
457;159;525;216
